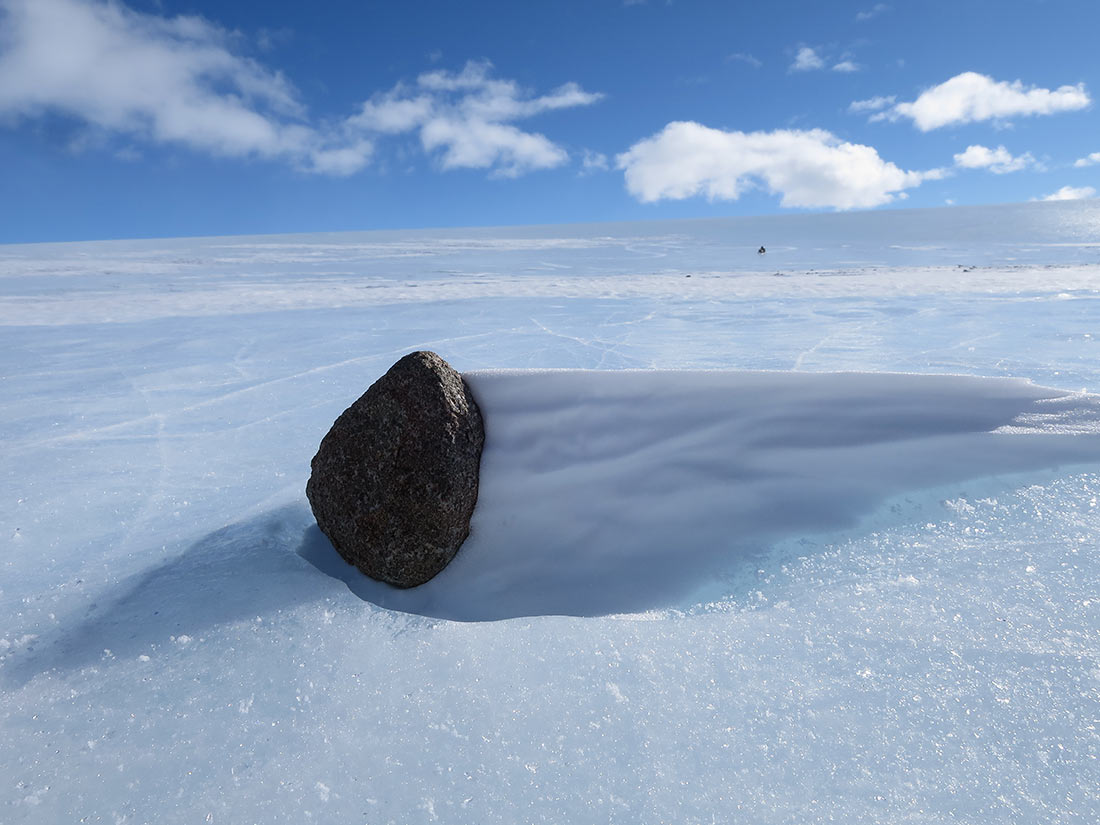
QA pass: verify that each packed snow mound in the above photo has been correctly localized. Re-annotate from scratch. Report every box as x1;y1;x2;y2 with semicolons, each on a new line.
301;370;1100;620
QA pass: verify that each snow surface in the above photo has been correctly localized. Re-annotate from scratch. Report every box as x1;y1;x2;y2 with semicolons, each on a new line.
3;200;1100;823
339;369;1100;621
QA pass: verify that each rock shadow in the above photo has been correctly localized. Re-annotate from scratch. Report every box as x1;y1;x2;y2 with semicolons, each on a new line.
3;504;329;687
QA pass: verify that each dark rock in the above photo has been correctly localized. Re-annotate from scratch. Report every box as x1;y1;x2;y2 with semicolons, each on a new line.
306;351;485;587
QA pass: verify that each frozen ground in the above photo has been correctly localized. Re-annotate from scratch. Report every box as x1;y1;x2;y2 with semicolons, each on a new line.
2;200;1100;822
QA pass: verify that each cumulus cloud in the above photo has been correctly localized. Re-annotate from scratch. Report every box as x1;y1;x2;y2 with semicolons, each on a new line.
0;0;371;174
1074;151;1100;168
1040;185;1096;201
0;1;601;179
350;60;603;177
616;121;943;210
953;144;1036;174
870;72;1091;130
790;47;825;72
833;61;859;73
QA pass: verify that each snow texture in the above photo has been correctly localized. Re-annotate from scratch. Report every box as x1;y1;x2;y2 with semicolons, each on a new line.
2;200;1100;823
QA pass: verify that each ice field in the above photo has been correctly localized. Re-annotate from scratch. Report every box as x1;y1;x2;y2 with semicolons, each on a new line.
3;199;1100;822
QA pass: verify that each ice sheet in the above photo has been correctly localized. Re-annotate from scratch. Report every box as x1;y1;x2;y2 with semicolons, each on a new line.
3;201;1100;823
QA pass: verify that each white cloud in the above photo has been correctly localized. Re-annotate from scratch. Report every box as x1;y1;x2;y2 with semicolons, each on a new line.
791;47;858;75
856;4;890;21
1040;185;1096;201
420;118;566;175
0;0;372;174
309;140;377;176
355;90;434;134
351;60;603;177
849;95;896;113
0;1;601;180
872;72;1091;131
790;47;825;72
616;121;943;210
953;144;1035;174
1074;151;1100;168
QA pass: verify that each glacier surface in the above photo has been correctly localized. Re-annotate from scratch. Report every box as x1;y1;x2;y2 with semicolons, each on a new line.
2;200;1100;823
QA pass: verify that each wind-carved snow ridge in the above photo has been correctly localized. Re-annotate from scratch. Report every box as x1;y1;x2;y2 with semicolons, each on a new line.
302;370;1100;620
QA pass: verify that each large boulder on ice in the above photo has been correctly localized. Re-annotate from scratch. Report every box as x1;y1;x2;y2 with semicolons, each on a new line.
306;351;485;588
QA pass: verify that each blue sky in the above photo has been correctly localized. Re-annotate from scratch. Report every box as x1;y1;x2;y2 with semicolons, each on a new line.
1;0;1098;242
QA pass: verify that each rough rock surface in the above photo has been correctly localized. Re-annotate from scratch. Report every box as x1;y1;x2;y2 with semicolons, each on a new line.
306;351;485;587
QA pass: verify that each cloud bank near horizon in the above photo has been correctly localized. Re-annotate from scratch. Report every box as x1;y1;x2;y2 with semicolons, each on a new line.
1040;185;1096;202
